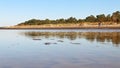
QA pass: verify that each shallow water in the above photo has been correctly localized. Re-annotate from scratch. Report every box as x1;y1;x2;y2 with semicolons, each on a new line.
0;29;120;68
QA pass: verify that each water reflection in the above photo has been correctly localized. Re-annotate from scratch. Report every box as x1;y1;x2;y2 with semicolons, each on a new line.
21;31;120;46
1;30;120;68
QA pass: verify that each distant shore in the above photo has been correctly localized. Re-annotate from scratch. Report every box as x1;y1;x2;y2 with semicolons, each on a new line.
1;24;120;30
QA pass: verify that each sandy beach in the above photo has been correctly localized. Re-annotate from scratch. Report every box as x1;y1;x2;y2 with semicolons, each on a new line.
1;24;120;29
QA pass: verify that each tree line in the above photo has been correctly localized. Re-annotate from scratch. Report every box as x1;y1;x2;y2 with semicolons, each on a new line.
18;11;120;25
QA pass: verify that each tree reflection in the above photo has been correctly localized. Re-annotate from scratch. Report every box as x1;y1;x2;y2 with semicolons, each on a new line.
21;31;120;46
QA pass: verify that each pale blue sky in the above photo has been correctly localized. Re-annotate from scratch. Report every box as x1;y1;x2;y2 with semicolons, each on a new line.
0;0;120;26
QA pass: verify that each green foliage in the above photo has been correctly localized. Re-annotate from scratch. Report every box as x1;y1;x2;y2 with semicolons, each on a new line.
106;14;111;22
96;14;106;22
85;15;96;22
18;11;120;25
112;11;120;23
66;17;78;23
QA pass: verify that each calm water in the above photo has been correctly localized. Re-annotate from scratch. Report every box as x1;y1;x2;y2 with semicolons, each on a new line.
0;29;120;68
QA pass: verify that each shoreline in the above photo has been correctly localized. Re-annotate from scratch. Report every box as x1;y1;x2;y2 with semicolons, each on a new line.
0;26;120;30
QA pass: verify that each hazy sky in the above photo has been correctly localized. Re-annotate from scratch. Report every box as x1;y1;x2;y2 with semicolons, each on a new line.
0;0;120;26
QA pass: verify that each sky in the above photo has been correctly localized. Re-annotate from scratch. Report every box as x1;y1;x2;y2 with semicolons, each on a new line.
0;0;120;26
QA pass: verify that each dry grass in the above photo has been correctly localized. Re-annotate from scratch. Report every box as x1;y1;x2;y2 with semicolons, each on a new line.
5;22;120;29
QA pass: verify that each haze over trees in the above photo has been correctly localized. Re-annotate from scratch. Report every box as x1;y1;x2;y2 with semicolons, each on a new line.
18;11;120;26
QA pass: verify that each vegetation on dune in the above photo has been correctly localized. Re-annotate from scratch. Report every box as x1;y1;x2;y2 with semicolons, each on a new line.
18;11;120;26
